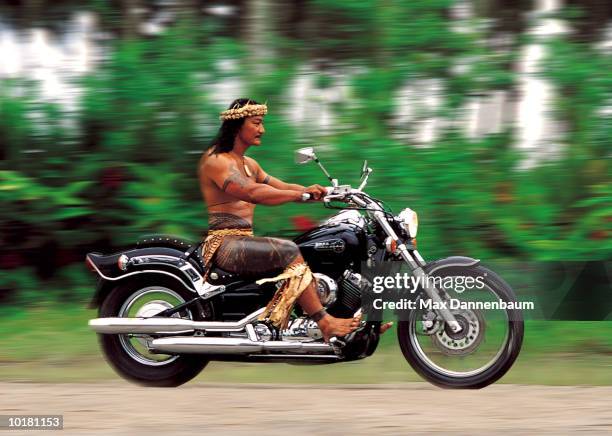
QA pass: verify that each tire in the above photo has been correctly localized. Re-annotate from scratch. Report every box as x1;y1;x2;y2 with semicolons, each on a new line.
98;277;210;387
397;264;524;389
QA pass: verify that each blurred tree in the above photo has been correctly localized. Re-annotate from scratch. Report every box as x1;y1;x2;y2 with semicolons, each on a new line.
566;0;612;42
120;0;142;39
474;0;531;34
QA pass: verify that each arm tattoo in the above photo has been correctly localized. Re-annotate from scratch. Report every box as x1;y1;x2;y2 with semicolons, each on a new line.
263;175;271;185
221;164;249;192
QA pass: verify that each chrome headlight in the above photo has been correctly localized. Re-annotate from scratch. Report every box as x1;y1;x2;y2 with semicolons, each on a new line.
397;208;418;238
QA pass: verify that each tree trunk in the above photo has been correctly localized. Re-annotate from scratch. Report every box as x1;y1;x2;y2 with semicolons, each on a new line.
121;0;142;39
245;0;272;73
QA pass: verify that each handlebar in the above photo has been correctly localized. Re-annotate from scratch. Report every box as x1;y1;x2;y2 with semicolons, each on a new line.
322;186;376;211
300;186;346;203
302;186;344;202
305;185;374;210
322;184;352;202
323;194;347;202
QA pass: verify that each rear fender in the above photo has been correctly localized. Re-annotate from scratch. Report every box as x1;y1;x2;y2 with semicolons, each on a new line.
86;246;203;308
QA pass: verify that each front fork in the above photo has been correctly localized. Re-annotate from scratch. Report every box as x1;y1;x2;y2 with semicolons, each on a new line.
396;246;463;334
368;208;462;333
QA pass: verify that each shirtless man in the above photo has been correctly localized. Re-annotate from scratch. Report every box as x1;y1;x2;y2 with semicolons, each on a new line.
198;98;362;341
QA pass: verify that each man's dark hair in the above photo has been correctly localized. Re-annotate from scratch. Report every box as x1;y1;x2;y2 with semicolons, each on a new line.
208;98;261;154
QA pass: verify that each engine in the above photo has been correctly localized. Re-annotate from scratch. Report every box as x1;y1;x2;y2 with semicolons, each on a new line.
314;271;367;318
313;273;338;307
336;270;365;316
260;270;367;342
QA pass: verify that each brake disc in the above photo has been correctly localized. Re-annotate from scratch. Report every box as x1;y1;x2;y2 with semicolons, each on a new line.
430;309;486;356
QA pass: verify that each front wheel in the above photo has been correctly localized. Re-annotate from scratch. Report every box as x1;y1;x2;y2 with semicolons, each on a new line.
98;277;212;387
398;264;524;389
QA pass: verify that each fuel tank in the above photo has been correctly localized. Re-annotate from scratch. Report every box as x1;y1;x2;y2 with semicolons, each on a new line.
294;211;368;279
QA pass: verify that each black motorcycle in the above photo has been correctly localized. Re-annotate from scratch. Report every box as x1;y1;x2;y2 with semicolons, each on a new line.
87;148;524;388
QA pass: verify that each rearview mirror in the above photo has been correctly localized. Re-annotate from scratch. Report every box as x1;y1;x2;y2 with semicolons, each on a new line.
295;147;317;164
295;147;338;187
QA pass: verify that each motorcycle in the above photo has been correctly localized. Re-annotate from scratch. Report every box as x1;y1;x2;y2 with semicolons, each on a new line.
87;147;524;388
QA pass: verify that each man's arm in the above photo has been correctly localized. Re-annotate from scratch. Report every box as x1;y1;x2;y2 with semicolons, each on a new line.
262;174;304;191
204;156;302;205
251;158;327;198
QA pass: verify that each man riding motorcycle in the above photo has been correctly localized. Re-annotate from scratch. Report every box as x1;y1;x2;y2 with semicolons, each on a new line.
198;98;393;341
87;98;522;388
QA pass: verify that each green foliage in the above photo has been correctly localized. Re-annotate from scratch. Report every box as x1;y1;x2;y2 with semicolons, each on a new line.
117;163;206;241
528;38;612;259
1;4;610;305
0;267;41;305
0;170;91;221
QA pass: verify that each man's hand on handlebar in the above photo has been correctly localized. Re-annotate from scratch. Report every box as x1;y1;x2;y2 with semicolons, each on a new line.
304;184;328;201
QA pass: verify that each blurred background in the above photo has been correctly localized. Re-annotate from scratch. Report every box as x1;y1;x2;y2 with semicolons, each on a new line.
0;0;610;384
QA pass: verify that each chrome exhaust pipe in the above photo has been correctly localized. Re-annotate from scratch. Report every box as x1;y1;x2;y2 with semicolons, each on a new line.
149;336;333;355
89;309;264;334
90;308;335;357
152;337;263;354
89;317;195;334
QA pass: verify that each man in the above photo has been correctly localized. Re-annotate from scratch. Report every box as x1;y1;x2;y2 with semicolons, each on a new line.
199;98;390;341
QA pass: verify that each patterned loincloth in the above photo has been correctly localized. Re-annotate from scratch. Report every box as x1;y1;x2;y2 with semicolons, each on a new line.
202;213;313;330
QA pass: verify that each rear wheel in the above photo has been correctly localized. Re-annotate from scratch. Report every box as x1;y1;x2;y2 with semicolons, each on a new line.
98;277;212;387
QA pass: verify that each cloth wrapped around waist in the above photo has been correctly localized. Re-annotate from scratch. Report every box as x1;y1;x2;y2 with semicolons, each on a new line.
201;228;254;276
201;228;313;330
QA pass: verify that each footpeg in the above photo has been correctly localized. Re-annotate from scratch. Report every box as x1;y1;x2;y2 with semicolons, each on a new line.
329;336;346;347
329;336;346;355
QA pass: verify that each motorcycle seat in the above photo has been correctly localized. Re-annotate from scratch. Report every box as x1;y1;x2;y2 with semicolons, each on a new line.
136;234;207;271
133;234;283;284
136;234;197;251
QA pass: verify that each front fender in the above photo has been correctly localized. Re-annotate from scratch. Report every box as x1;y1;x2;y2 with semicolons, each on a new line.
423;256;480;275
381;256;482;323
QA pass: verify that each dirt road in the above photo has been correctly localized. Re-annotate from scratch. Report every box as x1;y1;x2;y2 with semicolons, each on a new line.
1;382;610;434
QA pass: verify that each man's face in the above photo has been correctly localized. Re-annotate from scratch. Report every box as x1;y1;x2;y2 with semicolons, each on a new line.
238;116;265;146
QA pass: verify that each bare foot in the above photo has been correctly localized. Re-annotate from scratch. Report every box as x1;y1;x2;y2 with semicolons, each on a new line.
318;314;361;343
380;322;393;334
